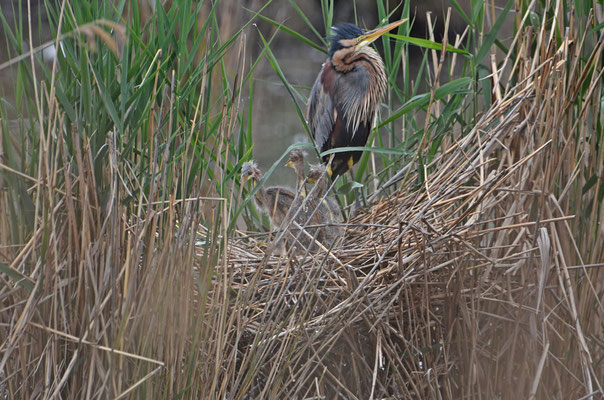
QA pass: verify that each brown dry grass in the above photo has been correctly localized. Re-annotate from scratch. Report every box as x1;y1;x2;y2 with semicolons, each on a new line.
1;1;603;399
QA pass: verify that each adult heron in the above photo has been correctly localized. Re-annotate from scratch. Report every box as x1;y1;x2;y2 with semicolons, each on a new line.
307;19;406;177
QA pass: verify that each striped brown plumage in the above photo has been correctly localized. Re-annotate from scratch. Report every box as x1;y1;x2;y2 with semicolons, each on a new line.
307;20;405;177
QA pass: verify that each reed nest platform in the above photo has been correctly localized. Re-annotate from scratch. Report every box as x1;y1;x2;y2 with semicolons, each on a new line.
221;48;603;398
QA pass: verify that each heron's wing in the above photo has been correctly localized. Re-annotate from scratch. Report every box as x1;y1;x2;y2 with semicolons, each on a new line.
307;62;336;153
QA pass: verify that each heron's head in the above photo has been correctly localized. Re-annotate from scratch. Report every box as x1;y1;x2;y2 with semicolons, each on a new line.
241;161;260;184
328;19;407;58
285;149;305;169
306;164;328;184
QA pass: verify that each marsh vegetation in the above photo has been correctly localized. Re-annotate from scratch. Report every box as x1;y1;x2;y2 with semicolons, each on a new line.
0;0;603;398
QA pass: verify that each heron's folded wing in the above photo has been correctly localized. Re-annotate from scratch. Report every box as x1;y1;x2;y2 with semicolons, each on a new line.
307;62;336;153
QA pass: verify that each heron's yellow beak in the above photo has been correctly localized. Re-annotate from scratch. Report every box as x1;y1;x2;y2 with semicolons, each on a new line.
242;175;258;188
285;160;293;168
356;18;407;48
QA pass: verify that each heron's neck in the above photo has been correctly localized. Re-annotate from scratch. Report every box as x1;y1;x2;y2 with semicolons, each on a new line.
314;176;328;198
295;163;307;197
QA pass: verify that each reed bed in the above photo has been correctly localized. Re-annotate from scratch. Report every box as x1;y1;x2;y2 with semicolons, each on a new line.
0;0;602;399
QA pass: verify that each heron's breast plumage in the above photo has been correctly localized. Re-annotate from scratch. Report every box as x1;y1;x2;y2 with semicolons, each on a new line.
307;47;388;176
331;47;387;134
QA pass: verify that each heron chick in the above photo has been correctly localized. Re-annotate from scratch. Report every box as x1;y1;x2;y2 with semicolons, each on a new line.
241;161;297;229
306;164;343;245
241;160;331;250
